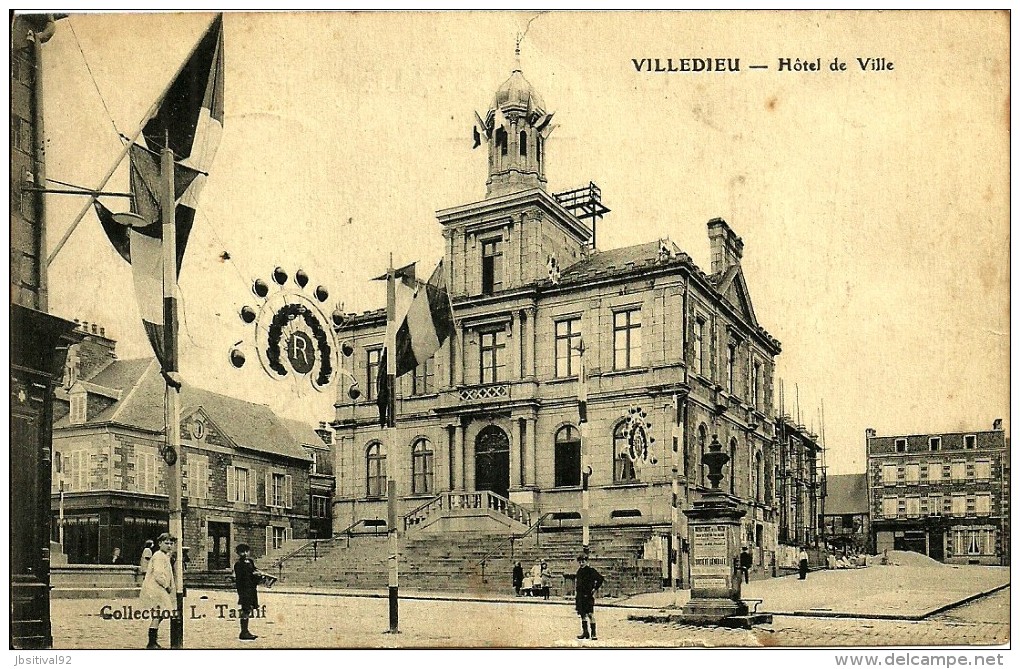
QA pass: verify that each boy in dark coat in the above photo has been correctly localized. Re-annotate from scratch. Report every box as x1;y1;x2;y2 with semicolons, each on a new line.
739;546;753;584
234;543;262;640
574;554;604;640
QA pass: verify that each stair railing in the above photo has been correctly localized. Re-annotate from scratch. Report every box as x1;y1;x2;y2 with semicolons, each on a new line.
477;512;553;583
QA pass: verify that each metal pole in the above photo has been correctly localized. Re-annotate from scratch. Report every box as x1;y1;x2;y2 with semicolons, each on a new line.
578;339;590;550
385;256;400;633
58;481;65;547
161;143;185;649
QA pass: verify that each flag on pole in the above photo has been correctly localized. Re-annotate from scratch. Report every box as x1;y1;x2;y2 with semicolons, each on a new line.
376;261;456;425
95;15;224;371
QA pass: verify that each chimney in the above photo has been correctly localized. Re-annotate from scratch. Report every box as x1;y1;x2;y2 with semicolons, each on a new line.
865;428;877;439
993;418;1003;431
315;422;333;446
707;218;744;274
73;322;117;380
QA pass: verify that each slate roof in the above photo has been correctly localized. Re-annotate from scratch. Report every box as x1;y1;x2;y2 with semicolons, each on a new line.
55;357;310;462
557;240;688;284
824;474;869;515
279;416;328;449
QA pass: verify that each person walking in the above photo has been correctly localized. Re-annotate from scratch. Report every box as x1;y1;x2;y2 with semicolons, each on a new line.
574;554;604;641
139;539;154;574
233;543;263;641
138;533;177;649
512;561;524;596
739;546;752;584
798;547;810;580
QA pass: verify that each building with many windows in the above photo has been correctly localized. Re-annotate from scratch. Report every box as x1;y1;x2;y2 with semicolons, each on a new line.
866;422;1009;565
331;62;783;582
775;416;824;551
51;327;316;570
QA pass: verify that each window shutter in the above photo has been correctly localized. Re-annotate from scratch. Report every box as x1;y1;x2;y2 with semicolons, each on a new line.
227;466;236;502
285;475;293;508
286;526;293;542
266;471;274;507
266;525;273;555
249;469;258;506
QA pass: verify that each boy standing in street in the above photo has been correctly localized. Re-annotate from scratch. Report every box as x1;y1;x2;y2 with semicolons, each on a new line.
574;554;604;641
233;543;262;641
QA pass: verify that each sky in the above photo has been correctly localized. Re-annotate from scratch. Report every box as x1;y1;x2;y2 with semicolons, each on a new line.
37;11;1010;475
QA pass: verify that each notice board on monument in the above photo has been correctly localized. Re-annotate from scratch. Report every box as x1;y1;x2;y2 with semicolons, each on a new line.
12;9;1009;654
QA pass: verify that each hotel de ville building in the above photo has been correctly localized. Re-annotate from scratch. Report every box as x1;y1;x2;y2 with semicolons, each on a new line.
330;61;783;587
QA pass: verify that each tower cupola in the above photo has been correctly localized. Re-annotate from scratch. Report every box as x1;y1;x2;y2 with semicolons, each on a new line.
474;51;556;198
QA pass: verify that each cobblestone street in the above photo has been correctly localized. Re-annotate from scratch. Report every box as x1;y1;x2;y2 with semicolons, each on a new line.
51;586;1009;649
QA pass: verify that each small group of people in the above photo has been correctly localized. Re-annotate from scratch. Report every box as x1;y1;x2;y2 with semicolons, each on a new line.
511;560;552;599
138;533;264;648
826;550;867;570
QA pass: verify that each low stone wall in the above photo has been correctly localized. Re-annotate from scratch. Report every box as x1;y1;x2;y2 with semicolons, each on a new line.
51;565;144;599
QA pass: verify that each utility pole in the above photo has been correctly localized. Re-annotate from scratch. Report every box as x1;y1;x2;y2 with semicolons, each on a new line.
161;141;185;648
577;339;591;551
384;255;400;634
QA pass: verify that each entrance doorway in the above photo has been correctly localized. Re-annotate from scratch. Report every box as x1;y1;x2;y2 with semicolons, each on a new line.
208;521;231;570
475;426;510;499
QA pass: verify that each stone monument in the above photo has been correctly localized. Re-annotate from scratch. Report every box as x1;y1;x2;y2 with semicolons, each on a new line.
678;434;772;628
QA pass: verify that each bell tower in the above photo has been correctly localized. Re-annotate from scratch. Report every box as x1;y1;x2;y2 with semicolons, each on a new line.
474;48;556;199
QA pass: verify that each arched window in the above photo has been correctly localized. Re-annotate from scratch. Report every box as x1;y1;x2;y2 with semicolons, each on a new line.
698;424;708;487
729;438;738;495
613;422;636;482
554;425;581;488
495;127;508;156
411;438;434;495
519;130;527;157
366;442;386;497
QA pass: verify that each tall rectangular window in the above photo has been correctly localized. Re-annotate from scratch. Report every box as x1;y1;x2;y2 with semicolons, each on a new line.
751;361;761;409
228;466;251;503
974;459;991;481
136;451;156;494
882;463;898;486
270;472;292;508
692;317;705;375
613;308;642;370
905;496;921;518
312;495;329;518
481;239;503;295
366;348;382;401
951;460;966;482
726;343;737;394
554;317;582;378
479;329;506;384
975;493;992;516
411;357;435;396
895;438;907;453
904;463;920;484
951;493;966;516
882;496;897;518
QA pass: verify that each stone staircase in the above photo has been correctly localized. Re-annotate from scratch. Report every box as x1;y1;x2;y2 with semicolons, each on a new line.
272;524;662;598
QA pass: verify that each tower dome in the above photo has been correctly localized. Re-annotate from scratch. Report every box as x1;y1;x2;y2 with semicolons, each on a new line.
474;60;555;199
490;68;546;117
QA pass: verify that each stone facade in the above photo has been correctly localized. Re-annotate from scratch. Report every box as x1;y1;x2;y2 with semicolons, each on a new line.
52;332;314;570
332;62;783;584
866;423;1009;565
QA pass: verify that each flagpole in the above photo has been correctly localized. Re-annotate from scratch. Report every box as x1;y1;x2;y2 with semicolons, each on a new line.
47;13;222;267
385;253;400;634
161;141;185;649
578;340;591;551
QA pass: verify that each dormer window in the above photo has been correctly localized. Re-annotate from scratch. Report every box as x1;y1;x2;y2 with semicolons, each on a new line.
481;238;503;295
69;390;87;425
